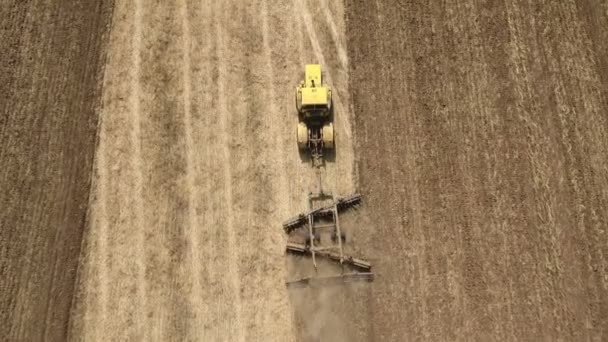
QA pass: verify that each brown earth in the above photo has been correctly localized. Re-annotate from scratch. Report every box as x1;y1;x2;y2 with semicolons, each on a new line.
346;0;608;340
0;0;113;340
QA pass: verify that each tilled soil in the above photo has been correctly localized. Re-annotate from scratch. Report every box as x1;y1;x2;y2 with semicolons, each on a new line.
346;0;608;340
0;1;112;340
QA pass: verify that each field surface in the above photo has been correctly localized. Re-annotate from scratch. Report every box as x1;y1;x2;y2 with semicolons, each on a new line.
347;0;608;340
0;1;112;340
1;0;607;341
69;1;354;341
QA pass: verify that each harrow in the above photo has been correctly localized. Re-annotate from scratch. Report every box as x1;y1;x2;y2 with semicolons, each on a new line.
283;190;373;288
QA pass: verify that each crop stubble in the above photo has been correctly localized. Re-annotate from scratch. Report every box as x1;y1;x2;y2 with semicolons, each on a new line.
70;0;355;340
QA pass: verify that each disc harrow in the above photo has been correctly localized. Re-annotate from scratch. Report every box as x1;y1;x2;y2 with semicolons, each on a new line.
283;191;372;288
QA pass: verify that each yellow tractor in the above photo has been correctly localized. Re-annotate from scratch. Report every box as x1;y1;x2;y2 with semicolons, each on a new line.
296;64;334;164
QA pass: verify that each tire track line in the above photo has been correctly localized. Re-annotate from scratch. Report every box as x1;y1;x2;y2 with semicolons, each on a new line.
261;0;290;234
129;0;148;338
503;5;542;337
197;1;217;339
179;0;204;335
200;2;224;339
95;123;108;339
260;1;295;338
319;0;348;70
213;2;245;340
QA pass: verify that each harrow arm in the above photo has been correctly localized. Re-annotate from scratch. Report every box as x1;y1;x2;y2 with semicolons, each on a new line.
286;242;372;272
282;194;362;234
286;273;374;288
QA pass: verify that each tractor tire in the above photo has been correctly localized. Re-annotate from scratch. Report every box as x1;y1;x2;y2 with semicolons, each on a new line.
297;122;308;150
322;123;334;149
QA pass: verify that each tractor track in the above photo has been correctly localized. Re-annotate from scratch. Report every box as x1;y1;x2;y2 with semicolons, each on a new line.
129;0;148;338
213;1;244;338
178;0;205;338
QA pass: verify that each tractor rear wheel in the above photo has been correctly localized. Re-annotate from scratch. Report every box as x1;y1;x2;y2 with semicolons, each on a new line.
322;123;334;149
297;122;308;150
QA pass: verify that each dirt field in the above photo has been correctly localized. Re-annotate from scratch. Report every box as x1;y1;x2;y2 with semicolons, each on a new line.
347;0;608;340
2;0;608;341
69;0;355;341
0;1;112;340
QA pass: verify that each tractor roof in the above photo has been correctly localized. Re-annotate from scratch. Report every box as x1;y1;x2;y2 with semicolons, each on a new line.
305;64;322;88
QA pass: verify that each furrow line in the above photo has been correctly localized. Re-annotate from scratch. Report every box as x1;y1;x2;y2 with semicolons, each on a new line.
179;0;204;336
213;3;245;340
129;0;148;338
95;125;108;339
319;0;348;70
260;0;295;337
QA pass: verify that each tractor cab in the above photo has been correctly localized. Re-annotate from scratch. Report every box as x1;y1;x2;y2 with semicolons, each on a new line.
296;64;332;119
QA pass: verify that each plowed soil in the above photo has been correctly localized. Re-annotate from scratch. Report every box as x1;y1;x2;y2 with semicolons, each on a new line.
347;0;608;340
0;1;112;340
2;0;607;341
